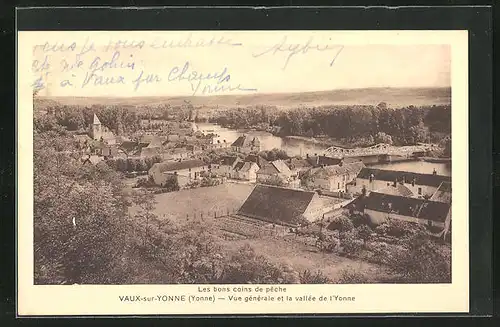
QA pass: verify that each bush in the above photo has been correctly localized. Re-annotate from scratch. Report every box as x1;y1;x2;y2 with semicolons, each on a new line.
340;230;363;256
328;215;354;233
335;267;369;284
162;177;180;192
135;176;154;188
374;218;426;238
390;234;451;283
350;213;373;228
299;269;332;284
356;224;373;247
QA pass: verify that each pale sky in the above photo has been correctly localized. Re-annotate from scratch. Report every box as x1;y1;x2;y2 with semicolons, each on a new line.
24;31;452;97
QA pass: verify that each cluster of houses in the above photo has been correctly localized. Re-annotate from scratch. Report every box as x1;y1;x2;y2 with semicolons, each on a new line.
234;165;452;239
75;114;232;165
75;114;452;239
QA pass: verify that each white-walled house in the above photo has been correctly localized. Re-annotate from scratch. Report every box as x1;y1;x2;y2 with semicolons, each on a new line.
231;135;261;153
362;191;451;235
211;156;241;179
347;167;451;199
149;159;208;188
256;160;293;183
302;162;365;192
233;161;260;182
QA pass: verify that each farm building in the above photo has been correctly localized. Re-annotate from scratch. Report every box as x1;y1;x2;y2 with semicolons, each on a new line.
234;161;260;182
211;156;242;178
362;191;451;236
347;167;451;199
231;135;261;153
256;160;293;183
302;161;365;192
149;159;208;188
238;185;335;226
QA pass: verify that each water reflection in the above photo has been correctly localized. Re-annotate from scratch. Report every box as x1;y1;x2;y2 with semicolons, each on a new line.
196;122;452;176
196;122;328;156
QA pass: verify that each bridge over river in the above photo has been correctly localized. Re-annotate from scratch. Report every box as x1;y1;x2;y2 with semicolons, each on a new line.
321;143;437;159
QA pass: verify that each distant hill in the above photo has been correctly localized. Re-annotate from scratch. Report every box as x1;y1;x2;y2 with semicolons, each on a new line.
35;87;451;110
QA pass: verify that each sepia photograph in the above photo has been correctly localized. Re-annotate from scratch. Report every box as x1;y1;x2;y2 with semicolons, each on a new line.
17;29;468;315
31;36;452;286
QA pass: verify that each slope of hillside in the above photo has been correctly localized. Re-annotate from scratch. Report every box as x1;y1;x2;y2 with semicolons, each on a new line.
36;87;451;110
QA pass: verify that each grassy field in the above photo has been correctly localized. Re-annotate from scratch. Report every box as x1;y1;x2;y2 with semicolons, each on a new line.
219;236;391;283
129;182;255;222
126;182;393;283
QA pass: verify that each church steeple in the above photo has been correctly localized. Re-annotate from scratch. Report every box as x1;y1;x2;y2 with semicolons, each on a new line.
93;113;101;125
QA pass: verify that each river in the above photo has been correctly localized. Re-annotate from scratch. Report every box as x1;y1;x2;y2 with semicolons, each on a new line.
195;122;451;177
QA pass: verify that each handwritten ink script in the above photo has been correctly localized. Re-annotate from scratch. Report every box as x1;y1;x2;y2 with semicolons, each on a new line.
168;62;256;96
30;34;345;95
252;36;345;70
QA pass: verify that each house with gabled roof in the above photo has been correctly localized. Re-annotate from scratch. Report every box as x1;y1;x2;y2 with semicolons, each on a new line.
347;167;451;199
211;155;242;178
149;159;208;188
237;185;333;225
362;191;451;238
231;134;261;153
302;161;365;192
256;160;293;184
234;161;260;182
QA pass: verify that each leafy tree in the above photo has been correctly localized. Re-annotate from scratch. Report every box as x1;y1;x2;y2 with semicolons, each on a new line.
374;132;393;145
389;234;451;283
220;244;300;284
34;132;128;284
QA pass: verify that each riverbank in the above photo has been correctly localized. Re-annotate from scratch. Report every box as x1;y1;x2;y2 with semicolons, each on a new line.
419;157;451;163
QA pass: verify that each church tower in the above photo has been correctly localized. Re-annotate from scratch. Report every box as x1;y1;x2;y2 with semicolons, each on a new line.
90;114;102;140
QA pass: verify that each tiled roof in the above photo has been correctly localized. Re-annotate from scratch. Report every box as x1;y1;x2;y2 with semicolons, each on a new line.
237;162;257;172
272;160;292;174
219;156;239;166
140;147;161;158
363;192;450;223
152;159;205;173
309;162;365;178
245;154;269;167
377;184;414;197
357;168;451;188
257;160;291;175
233;161;245;171
238;185;316;225
430;181;452;203
120;141;139;152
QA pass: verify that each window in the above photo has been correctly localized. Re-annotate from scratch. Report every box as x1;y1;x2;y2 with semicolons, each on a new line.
338;182;340;189
418;187;422;195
